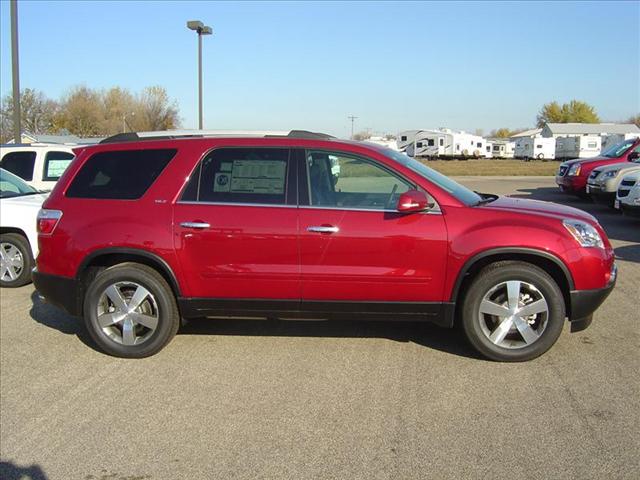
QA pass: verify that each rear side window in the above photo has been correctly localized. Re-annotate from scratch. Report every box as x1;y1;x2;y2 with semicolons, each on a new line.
181;148;290;205
0;151;37;181
43;151;74;181
66;149;176;199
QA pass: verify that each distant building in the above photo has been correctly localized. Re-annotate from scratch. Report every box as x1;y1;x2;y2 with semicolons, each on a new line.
541;123;640;138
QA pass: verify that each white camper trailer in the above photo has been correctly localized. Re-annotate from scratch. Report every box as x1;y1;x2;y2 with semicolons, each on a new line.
515;137;556;160
397;130;421;151
601;133;640;151
491;140;516;158
408;129;489;158
365;136;400;151
484;141;493;159
555;135;601;160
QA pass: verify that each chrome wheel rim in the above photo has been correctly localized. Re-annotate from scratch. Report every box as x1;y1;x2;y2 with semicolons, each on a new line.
478;280;549;349
0;242;24;282
96;281;159;346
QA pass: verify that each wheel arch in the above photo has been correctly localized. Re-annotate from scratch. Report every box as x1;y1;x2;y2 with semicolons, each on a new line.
451;248;575;318
76;248;182;302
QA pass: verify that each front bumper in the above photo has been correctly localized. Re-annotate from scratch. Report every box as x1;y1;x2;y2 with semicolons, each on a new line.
556;175;584;192
568;263;616;324
32;269;81;316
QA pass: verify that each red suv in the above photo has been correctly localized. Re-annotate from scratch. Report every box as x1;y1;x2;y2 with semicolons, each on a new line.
555;137;640;195
33;131;616;361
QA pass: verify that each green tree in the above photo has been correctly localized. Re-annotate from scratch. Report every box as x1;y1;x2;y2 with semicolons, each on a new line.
537;100;600;127
135;86;180;131
490;128;513;138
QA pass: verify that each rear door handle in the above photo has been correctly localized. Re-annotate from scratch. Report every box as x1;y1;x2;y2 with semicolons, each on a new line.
307;225;339;234
180;221;210;229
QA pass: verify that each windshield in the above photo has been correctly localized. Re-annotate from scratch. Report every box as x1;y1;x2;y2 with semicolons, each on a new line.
0;168;38;198
601;140;636;158
380;148;483;206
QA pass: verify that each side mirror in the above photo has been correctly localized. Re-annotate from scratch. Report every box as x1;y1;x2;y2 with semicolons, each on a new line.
397;189;429;213
628;151;639;161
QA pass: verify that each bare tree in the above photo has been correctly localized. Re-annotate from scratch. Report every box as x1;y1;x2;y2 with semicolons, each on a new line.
0;88;59;142
136;86;180;131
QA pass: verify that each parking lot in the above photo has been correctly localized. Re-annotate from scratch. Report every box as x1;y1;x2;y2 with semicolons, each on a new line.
0;176;638;480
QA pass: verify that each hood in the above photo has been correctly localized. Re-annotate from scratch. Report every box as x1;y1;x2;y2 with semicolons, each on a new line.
479;196;596;223
0;192;48;208
561;155;610;167
592;161;640;175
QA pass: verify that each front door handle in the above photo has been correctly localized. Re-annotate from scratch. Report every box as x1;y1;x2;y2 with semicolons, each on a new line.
180;221;211;229
307;225;339;234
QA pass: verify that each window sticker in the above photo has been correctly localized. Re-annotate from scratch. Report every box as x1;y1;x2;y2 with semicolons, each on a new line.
46;159;72;178
220;162;233;172
226;159;286;194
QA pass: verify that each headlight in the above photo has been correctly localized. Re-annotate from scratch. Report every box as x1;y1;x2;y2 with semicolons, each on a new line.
563;219;604;248
603;170;619;178
568;164;581;176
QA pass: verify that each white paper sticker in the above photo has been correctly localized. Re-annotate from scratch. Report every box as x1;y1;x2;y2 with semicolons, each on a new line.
46;159;72;179
220;162;233;172
229;160;286;194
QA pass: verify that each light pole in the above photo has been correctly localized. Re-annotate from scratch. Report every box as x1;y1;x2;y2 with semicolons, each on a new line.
187;20;212;130
10;0;21;144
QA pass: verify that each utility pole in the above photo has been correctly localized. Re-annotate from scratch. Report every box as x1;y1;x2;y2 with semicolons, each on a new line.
348;115;358;139
10;0;21;144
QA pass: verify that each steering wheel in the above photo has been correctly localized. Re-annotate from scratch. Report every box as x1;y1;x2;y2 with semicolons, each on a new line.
385;184;398;209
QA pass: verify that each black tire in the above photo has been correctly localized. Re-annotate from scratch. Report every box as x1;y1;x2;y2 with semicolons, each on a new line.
461;261;565;362
83;262;179;358
0;233;33;288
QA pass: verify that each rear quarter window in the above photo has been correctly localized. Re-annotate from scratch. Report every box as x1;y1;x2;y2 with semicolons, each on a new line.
43;151;75;181
66;149;176;199
0;151;37;181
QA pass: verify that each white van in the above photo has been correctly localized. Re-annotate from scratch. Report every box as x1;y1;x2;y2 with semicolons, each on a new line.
0;144;75;191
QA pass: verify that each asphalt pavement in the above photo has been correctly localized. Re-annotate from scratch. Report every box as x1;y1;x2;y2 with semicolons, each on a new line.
1;176;638;480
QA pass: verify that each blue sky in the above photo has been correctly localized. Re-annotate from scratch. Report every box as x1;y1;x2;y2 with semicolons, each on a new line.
1;1;638;137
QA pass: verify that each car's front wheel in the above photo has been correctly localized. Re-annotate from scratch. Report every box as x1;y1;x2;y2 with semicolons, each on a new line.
461;261;565;362
0;233;33;288
83;263;180;358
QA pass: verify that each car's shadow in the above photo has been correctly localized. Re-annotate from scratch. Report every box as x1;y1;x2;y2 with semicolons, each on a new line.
29;292;481;359
512;187;640;262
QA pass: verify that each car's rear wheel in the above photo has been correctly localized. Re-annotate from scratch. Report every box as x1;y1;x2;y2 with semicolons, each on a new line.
461;261;565;362
83;263;179;358
0;233;33;288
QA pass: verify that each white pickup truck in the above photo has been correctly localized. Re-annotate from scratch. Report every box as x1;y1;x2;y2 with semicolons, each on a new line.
0;144;75;191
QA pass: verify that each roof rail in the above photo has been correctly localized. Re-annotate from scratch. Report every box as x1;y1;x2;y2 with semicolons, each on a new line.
99;129;335;144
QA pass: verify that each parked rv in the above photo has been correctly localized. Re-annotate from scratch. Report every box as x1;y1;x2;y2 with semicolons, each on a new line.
407;129;488;159
514;137;556;160
491;140;516;159
555;136;601;161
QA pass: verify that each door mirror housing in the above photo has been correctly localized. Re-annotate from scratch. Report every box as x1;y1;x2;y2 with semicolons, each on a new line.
628;151;640;161
396;189;429;213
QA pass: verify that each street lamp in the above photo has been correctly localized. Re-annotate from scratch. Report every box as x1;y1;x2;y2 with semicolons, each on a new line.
187;20;213;130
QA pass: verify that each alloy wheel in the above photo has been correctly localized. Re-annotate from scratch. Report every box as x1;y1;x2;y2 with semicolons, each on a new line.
0;242;24;282
478;280;549;349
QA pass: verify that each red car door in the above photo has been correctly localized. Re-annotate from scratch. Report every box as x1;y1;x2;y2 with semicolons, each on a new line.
298;149;448;315
173;147;300;302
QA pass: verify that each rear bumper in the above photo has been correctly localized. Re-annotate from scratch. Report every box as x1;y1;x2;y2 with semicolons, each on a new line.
32;269;81;316
569;264;616;321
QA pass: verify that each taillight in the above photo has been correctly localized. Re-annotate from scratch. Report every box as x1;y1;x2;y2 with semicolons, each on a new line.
37;209;63;235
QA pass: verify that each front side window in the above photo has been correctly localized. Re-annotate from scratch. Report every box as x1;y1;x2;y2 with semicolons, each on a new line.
44;151;74;181
66;149;176;199
306;150;411;210
182;148;290;205
0;151;36;181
